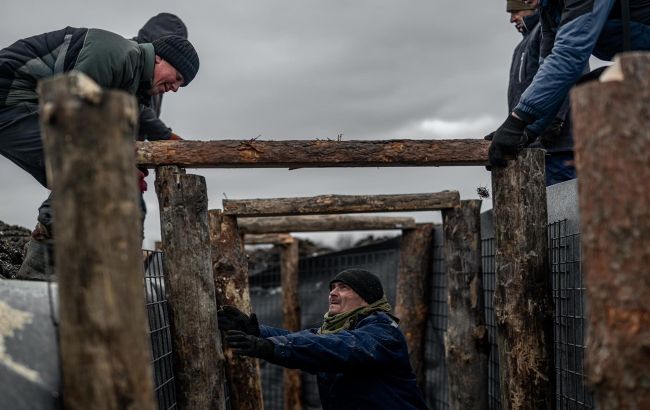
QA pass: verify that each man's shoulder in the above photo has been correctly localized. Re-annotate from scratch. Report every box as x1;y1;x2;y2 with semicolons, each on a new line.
357;311;399;329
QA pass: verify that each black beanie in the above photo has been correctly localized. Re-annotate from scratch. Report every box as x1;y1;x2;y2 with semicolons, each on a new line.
329;269;384;304
152;35;199;87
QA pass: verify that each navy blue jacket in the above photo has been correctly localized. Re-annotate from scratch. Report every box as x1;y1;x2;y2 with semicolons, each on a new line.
514;0;650;130
260;312;428;410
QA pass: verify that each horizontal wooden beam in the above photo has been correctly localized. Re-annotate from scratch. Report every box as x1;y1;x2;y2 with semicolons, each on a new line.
244;233;294;245
223;191;459;217
135;139;489;168
238;215;416;234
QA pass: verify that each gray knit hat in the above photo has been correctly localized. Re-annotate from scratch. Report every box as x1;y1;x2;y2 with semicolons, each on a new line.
152;35;199;86
329;269;384;304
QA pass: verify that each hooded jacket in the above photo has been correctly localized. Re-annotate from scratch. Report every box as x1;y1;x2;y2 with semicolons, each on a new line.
260;312;428;410
513;0;650;130
0;26;172;141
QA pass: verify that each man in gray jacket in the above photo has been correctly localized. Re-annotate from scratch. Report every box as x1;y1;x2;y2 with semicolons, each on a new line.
0;26;199;278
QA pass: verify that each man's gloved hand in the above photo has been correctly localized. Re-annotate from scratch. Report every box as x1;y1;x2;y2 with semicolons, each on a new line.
217;305;261;336
538;118;564;149
484;131;495;141
488;114;534;168
225;330;275;360
136;167;149;193
168;132;183;141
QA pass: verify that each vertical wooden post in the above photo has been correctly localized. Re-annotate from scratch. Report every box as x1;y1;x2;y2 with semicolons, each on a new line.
395;223;434;389
208;210;264;410
491;149;554;410
39;72;155;409
442;200;489;410
280;238;302;410
571;52;650;409
155;166;226;410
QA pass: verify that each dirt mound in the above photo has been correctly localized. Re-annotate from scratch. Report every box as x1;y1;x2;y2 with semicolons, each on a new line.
0;221;31;278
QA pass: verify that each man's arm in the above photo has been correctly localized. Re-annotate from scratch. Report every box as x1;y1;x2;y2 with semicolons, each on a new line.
138;105;172;140
514;0;616;127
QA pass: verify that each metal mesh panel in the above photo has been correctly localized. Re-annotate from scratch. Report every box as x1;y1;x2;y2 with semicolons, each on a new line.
249;246;400;410
549;220;594;409
481;237;501;410
143;250;177;410
424;242;448;409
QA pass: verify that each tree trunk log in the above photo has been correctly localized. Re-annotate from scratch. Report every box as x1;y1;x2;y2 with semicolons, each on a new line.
442;200;489;410
238;215;415;234
39;72;155;409
491;149;554;410
281;239;302;410
395;223;435;390
244;233;294;245
136;139;490;168
224;192;460;217
208;210;264;410
154;166;226;410
571;52;650;409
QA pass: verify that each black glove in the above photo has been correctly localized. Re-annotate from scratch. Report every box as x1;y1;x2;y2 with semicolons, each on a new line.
225;330;275;360
484;131;495;141
217;305;260;336
488;114;534;168
538;118;564;149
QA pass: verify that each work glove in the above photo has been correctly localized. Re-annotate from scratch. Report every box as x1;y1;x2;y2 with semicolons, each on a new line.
225;330;275;361
217;305;261;336
538;118;564;149
168;132;183;141
488;114;534;168
136;167;149;193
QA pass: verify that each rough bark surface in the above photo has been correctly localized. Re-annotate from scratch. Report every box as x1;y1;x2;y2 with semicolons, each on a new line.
281;239;302;410
224;192;460;217
571;52;650;410
395;223;434;389
442;200;489;410
491;149;553;410
208;210;264;410
136;139;490;168
238;215;416;234
244;233;294;245
154;166;226;410
39;73;155;409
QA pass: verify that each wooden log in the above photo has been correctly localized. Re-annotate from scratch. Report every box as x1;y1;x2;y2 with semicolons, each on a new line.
442;200;489;410
571;52;650;409
394;223;435;390
244;233;294;245
39;72;155;409
154;166;226;410
238;215;416;234
208;210;264;410
224;192;460;217
280;238;302;410
491;149;554;410
136;139;490;168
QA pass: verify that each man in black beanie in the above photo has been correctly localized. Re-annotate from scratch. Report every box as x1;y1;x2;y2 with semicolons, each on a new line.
218;268;428;410
0;26;199;279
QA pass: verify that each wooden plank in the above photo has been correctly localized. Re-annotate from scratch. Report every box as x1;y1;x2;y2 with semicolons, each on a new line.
443;200;489;410
244;233;293;245
135;139;489;168
394;223;434;390
39;72;155;409
224;192;460;217
238;215;416;234
280;239;302;410
209;210;264;410
491;149;553;410
155;166;226;409
571;53;650;409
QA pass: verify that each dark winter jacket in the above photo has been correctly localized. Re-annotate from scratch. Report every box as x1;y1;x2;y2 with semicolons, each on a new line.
134;13;188;140
514;0;650;130
509;13;573;152
0;27;170;140
260;312;428;410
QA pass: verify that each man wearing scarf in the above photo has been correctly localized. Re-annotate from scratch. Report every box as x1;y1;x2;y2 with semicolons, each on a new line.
219;268;428;410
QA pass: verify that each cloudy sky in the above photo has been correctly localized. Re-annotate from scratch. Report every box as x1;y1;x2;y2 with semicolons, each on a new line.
0;1;518;248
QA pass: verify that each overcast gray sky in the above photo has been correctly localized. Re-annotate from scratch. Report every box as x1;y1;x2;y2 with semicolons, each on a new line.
0;1;518;248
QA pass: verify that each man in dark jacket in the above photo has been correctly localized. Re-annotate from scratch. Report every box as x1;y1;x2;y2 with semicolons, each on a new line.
488;0;650;168
218;269;429;410
501;0;576;185
0;26;199;278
